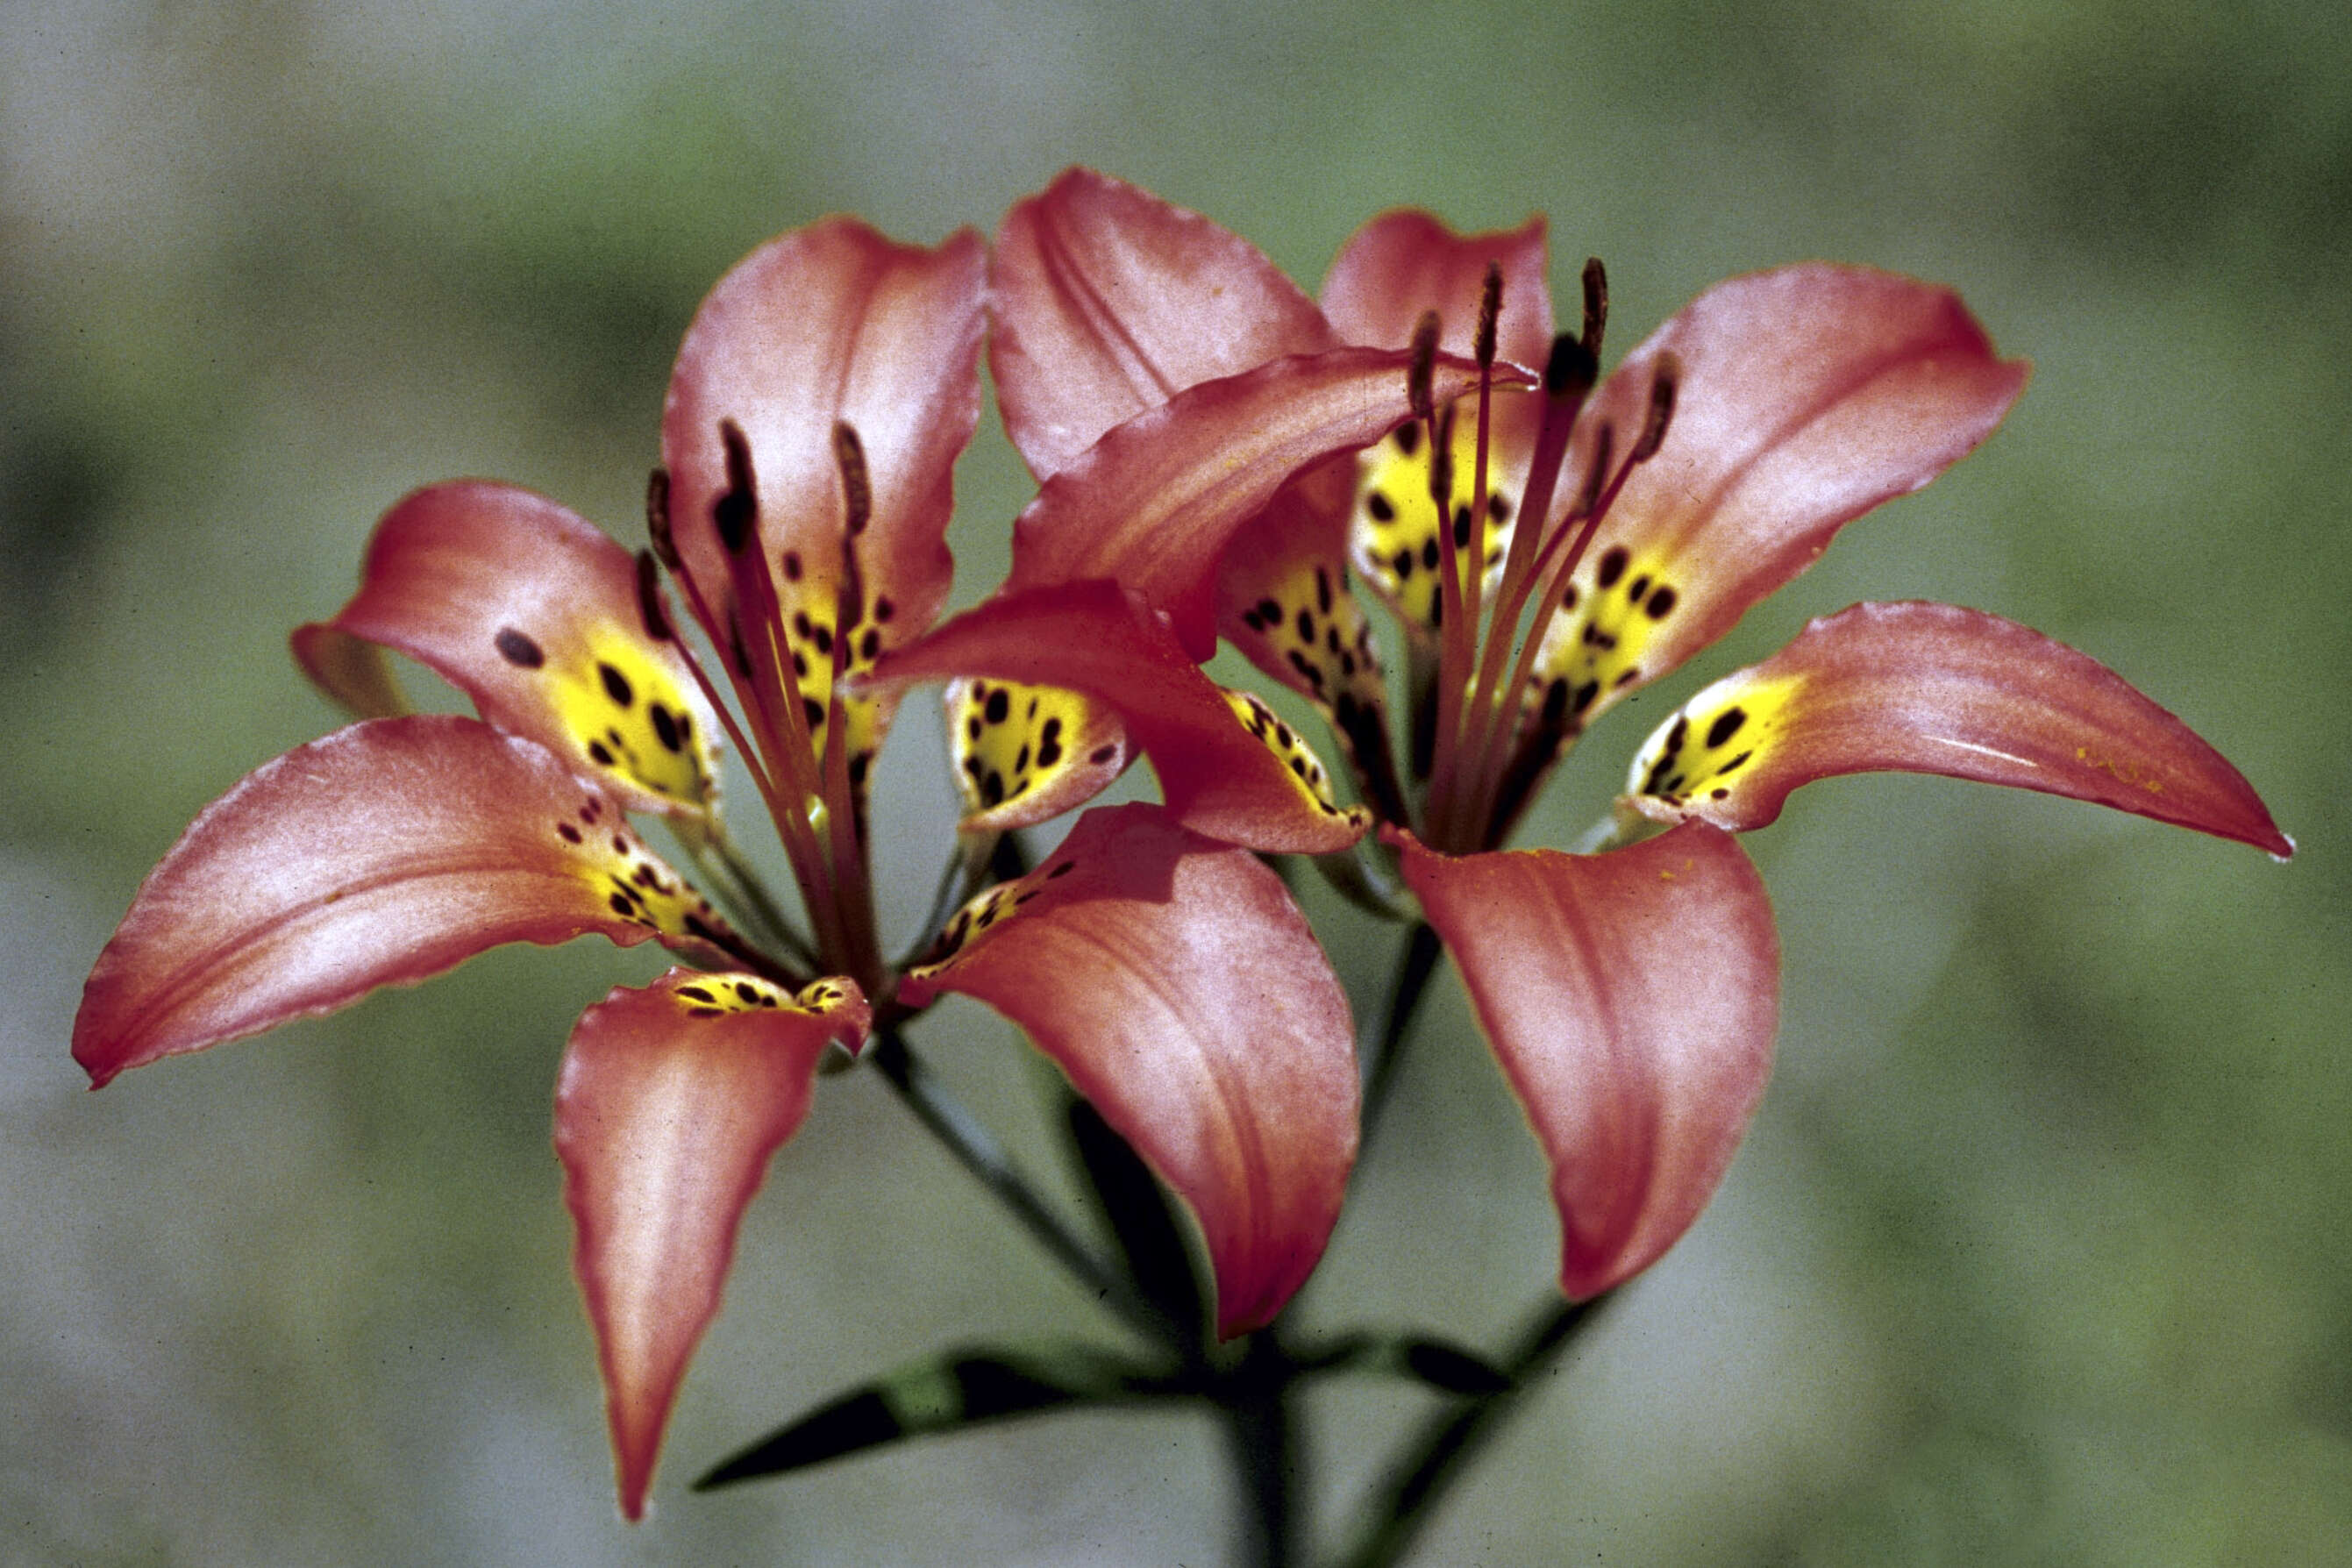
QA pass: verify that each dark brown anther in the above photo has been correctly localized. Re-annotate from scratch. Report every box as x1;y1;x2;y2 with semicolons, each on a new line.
1580;258;1608;359
635;549;673;642
645;467;679;569
715;418;759;554
1631;353;1679;464
1473;262;1503;370
1580;424;1616;517
1428;402;1457;510
1543;332;1598;400
1406;310;1441;421
831;421;873;538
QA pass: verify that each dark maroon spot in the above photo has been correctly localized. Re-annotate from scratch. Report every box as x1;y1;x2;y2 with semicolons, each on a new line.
1628;574;1651;602
966;716;983;741
678;986;716;1003
1394;422;1421;456
1255;597;1281;624
1315;567;1333;613
1451;506;1472;547
607;893;634;916
613;835;629;854
1088;745;1117;765
733;981;759;1004
598;662;633;708
782;550;803;581
495;628;545;668
1366;490;1396;523
1488;493;1511;520
1711;788;1730;800
687;1007;724;1019
860;628;880;660
651;704;681;752
556;822;582;844
1047;860;1075;879
1273;722;1294;748
684;915;722;942
1572;679;1600;715
1645;586;1678;620
813;625;833;656
1596;546;1629;589
961;755;984;779
1037;738;1062;767
1664;716;1689;755
1392;549;1415;580
874;595;895;623
1558;583;1579;610
1042;716;1063;745
793;609;813;638
981;769;1006;807
1706;708;1747;749
588;740;616;766
1014;744;1030;773
1242;609;1265;632
985;688;1010;724
1296;609;1315;641
1718;750;1754;775
803;697;825;728
1420;538;1439;571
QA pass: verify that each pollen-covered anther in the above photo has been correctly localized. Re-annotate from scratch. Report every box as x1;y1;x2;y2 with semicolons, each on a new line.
1351;405;1522;637
1222;688;1372;826
1527;545;1684;731
1625;671;1802;807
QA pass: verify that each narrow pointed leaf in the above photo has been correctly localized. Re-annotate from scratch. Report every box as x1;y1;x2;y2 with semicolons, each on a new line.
1622;601;2293;855
1533;265;2029;729
75;716;737;1087
558;969;869;1521
293;481;723;817
697;1341;1160;1489
901;805;1360;1336
1006;347;1522;659
1067;1094;1207;1343
992;167;1336;480
1395;823;1780;1301
871;581;1370;856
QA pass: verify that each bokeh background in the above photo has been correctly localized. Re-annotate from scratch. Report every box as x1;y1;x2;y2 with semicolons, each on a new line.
5;0;2348;1562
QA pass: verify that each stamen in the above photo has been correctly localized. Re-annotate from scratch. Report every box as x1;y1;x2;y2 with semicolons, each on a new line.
1406;311;1440;423
1579;258;1608;359
635;549;673;644
645;466;680;570
715;418;759;554
831;422;873;538
1472;262;1502;370
1632;353;1679;463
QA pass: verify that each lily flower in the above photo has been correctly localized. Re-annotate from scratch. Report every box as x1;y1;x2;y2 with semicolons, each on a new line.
73;215;1361;1517
879;169;2291;1305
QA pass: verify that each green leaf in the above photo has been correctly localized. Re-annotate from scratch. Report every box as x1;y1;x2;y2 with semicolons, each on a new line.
695;1343;1171;1489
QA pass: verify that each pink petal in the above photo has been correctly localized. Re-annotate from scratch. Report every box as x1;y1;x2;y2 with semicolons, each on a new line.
1007;346;1518;658
868;581;1369;855
899;804;1358;1335
1533;266;2029;729
660;217;986;652
1395;823;1780;1300
557;968;869;1520
1321;208;1555;375
991;167;1335;480
293;481;723;817
1621;601;2294;856
74;716;737;1087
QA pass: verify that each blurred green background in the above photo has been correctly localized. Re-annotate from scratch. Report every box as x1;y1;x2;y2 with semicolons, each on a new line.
4;0;2347;1562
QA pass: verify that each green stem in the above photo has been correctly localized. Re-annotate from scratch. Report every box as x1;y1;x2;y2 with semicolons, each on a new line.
1331;1291;1614;1568
868;1024;1168;1346
1223;1332;1301;1568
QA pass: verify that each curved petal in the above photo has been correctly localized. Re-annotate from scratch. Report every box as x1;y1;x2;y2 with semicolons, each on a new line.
944;676;1134;834
289;623;410;720
1621;601;2294;856
1008;347;1520;658
1533;266;2029;729
74;716;738;1087
869;581;1369;855
295;481;723;817
1321;209;1555;380
556;969;869;1521
1394;823;1780;1301
660;219;986;786
991;167;1335;480
899;804;1358;1336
